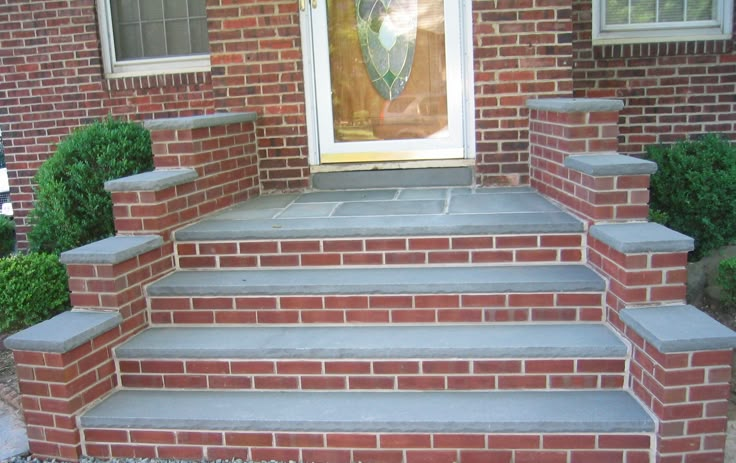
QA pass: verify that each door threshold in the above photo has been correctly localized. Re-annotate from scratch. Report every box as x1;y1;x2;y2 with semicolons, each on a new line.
310;159;474;174
311;165;475;190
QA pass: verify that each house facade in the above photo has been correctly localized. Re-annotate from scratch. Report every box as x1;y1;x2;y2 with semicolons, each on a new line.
3;2;736;463
0;0;733;247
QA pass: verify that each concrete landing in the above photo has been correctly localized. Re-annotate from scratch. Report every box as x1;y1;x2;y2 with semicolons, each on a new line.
175;187;584;241
81;389;654;434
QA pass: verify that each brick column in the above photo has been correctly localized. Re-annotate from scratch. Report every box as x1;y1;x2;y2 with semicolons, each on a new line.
108;113;261;241
527;98;655;223
621;306;736;463
6;236;169;461
586;222;736;462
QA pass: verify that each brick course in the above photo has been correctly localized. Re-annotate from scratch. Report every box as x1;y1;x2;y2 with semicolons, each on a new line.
176;234;584;269
117;357;626;392
82;429;652;463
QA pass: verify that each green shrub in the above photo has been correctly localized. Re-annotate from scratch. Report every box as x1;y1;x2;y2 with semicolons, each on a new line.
717;257;736;308
648;134;736;261
0;215;14;257
28;118;153;254
0;252;70;331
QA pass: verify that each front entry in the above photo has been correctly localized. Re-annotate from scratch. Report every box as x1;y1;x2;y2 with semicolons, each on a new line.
301;0;472;164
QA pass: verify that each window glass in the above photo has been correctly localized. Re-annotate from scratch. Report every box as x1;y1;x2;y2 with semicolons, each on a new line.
109;0;207;61
596;0;731;43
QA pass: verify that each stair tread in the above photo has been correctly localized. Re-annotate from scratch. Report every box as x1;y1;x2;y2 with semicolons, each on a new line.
116;324;626;359
175;188;583;241
147;264;605;296
81;389;655;434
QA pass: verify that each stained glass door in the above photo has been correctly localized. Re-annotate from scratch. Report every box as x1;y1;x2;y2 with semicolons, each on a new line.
307;0;467;164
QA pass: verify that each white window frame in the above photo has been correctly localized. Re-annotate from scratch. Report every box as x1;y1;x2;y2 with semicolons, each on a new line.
593;0;733;44
96;0;211;77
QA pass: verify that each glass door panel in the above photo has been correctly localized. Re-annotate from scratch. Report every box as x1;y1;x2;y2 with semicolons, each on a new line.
310;0;465;163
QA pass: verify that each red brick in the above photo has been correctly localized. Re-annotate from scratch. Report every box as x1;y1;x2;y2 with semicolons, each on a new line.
570;450;625;463
433;434;486;448
177;431;223;445
543;435;595;449
487;435;541;449
326;433;378;448
302;449;352;463
352;449;404;463
225;432;273;446
514;450;568;463
275;432;324;447
599;434;651;449
128;431;175;444
460;450;513;463
374;361;420;374
379;434;432;448
406;450;458;463
250;448;300;462
85;429;129;443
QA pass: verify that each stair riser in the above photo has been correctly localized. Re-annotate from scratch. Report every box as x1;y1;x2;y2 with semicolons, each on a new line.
149;293;604;325
117;358;627;391
82;429;653;463
176;234;584;269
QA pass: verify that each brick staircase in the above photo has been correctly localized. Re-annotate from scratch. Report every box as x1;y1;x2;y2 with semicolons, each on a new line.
6;99;736;463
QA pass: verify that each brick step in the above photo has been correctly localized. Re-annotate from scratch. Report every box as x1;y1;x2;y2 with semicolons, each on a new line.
175;233;585;269
147;264;606;324
80;390;655;462
115;324;628;391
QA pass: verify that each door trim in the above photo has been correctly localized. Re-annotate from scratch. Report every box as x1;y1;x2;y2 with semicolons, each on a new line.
300;1;475;167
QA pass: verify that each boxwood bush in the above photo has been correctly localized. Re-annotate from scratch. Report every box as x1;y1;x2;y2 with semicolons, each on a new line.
0;252;70;331
718;257;736;308
648;134;736;261
28;118;153;254
0;215;14;257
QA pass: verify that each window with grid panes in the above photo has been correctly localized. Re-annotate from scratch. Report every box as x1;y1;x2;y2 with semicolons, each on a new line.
594;0;733;43
97;0;210;76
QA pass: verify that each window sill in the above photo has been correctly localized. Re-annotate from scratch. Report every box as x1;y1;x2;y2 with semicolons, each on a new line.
592;37;733;59
103;69;212;92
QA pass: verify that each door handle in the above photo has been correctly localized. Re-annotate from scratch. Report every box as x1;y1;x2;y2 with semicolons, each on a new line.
311;0;317;8
300;0;306;11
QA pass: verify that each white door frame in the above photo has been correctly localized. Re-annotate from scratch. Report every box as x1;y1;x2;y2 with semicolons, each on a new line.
299;0;475;167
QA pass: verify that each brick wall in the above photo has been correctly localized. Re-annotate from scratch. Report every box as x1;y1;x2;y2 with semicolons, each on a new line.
207;0;310;192
572;0;736;154
472;0;574;186
0;0;215;248
2;0;581;247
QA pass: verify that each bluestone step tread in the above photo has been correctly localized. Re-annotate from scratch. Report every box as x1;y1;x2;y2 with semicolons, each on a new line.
147;265;606;296
80;389;655;433
175;211;583;241
116;324;627;359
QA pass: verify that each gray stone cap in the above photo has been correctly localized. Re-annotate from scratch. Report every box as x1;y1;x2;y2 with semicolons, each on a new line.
116;324;626;360
81;389;654;433
143;112;257;131
60;235;163;265
527;98;624;113
147;264;606;297
4;310;122;353
175;212;584;241
105;169;197;192
565;154;658;177
589;223;694;254
621;305;736;353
